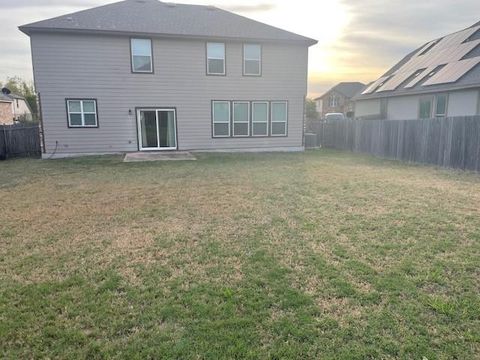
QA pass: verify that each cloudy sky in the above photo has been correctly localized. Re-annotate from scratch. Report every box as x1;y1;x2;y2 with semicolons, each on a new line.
1;0;479;97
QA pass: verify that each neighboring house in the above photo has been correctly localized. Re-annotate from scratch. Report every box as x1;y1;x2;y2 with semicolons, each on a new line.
0;91;33;124
0;93;14;125
314;82;365;118
19;0;317;158
354;22;480;120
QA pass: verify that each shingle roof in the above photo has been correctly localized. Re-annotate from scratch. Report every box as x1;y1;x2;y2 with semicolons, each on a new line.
0;92;26;102
0;93;13;102
354;21;480;101
19;0;317;46
315;82;365;100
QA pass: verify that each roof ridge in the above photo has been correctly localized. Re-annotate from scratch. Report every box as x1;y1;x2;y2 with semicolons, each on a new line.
315;82;365;100
19;0;317;45
212;6;316;44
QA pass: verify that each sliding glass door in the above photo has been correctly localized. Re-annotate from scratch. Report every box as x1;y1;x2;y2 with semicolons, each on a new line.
138;109;177;150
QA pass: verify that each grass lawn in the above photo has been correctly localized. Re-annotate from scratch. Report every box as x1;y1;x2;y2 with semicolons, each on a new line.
1;150;479;359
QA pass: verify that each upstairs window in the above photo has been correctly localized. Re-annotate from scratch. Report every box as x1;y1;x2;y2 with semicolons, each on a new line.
67;99;98;128
329;94;339;107
131;38;153;73
243;44;261;76
207;42;226;75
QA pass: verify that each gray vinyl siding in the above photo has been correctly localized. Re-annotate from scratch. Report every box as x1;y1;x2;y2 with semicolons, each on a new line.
355;89;480;120
30;32;308;154
387;96;419;120
447;90;479;117
354;99;381;118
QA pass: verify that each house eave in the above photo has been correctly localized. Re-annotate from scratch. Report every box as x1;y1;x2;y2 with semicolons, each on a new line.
353;83;480;101
18;26;318;46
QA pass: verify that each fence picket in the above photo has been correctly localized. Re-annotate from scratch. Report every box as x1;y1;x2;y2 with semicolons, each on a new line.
0;124;41;160
309;116;480;172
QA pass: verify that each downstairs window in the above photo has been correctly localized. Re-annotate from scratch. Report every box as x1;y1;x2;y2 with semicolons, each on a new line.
66;99;98;128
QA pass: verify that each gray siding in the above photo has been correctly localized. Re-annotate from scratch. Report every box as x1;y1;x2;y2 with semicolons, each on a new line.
355;89;480;120
387;96;418;120
447;90;479;117
354;99;381;118
30;32;308;155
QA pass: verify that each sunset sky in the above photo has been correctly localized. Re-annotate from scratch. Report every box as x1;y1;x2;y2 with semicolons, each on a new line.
1;0;479;98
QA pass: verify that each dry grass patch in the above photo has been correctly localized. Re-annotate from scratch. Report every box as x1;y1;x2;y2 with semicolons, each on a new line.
1;151;479;359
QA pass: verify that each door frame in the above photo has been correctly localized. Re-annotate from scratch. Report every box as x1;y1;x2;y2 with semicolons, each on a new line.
136;107;178;151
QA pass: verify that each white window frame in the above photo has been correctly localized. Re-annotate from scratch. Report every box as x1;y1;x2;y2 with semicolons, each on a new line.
232;101;250;137
434;94;448;118
137;108;177;151
131;38;153;73
251;101;269;137
67;99;98;128
329;94;338;107
243;44;262;76
207;42;226;75
212;101;230;137
270;101;288;137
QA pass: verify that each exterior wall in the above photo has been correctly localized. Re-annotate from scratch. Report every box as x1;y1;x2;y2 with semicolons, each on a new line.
447;90;479;117
355;89;480;120
30;32;309;155
315;98;323;114
0;101;14;124
12;99;33;121
354;99;381;118
387;96;419;120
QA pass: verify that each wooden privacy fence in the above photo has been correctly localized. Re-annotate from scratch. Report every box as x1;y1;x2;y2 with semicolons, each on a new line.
0;124;41;160
310;116;480;171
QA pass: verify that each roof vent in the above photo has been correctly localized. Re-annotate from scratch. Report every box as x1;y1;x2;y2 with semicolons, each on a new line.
1;88;11;95
166;2;177;7
66;16;73;22
206;5;216;11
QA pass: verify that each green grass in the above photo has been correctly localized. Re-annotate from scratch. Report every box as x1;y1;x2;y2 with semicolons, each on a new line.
1;150;479;359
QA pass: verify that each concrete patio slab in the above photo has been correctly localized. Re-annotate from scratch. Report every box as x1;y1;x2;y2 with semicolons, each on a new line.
124;151;197;162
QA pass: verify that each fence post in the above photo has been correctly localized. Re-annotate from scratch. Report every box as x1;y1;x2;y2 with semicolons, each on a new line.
2;126;8;160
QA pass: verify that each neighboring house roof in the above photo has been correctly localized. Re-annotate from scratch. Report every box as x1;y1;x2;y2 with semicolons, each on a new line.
355;21;480;101
315;82;365;100
0;92;27;101
8;93;27;101
0;93;13;103
0;93;33;113
19;0;317;46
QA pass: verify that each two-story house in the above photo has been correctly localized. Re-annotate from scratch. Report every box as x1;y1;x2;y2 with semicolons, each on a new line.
19;0;317;158
314;82;365;119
